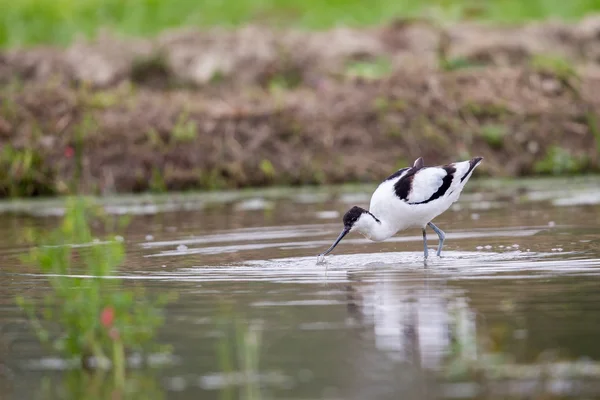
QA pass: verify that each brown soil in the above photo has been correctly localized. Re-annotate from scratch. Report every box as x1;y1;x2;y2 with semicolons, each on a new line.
2;17;600;197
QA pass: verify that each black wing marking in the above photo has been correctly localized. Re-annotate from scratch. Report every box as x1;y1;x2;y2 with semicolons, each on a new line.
408;165;457;205
392;164;426;201
460;157;483;183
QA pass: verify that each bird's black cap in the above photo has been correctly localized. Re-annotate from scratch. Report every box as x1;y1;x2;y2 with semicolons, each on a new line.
343;206;367;228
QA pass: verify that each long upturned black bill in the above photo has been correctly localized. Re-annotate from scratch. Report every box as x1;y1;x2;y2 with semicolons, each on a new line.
319;227;350;257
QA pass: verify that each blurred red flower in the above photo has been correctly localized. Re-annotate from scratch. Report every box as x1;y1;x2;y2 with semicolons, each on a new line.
64;146;74;158
100;306;115;328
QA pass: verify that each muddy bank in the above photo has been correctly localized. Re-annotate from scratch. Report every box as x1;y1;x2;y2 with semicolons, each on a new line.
1;18;600;196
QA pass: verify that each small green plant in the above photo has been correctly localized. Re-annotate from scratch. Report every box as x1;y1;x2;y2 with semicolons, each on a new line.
259;159;276;180
374;97;406;112
0;145;55;197
480;124;506;149
267;70;302;92
586;111;600;156
16;197;174;386
530;54;578;83
149;167;167;193
145;128;164;148
462;101;510;119
198;168;227;190
345;57;392;80
171;112;197;143
85;91;121;109
440;57;481;71
534;146;587;175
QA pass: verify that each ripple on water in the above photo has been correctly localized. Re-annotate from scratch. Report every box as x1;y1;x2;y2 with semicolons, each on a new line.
140;250;598;285
141;227;544;258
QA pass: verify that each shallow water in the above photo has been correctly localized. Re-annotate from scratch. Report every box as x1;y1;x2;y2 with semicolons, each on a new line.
1;177;600;399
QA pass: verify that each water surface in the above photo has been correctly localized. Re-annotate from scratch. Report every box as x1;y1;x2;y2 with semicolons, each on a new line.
1;177;600;399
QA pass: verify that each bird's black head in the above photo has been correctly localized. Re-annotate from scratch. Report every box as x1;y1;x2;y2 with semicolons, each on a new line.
343;206;368;229
316;206;369;260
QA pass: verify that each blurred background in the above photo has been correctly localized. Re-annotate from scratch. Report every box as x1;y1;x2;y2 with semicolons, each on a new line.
1;0;600;197
3;0;600;47
2;3;600;400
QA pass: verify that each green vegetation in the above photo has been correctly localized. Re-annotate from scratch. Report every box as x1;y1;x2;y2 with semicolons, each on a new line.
530;54;579;82
480;123;507;149
150;166;167;193
0;145;55;197
587;111;600;156
216;317;264;400
2;0;600;47
461;101;511;119
16;197;175;385
345;57;393;80
440;57;482;71
259;159;276;180
171;112;198;143
534;146;588;175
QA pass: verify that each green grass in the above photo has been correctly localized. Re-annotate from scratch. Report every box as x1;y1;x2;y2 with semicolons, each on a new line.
17;197;175;383
2;0;600;48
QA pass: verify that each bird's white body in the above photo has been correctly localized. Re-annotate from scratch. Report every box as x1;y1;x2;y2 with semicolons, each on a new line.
318;157;483;261
353;157;483;242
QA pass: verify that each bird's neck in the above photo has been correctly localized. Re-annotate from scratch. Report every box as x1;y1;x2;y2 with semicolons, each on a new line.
355;213;395;242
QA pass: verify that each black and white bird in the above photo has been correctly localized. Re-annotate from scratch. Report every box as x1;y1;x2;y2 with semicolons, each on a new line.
318;156;483;261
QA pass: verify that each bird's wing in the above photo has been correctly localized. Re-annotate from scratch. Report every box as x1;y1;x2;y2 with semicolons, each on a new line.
386;157;483;205
397;166;454;204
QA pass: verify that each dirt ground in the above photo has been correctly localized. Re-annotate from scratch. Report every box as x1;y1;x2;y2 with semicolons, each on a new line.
2;17;600;197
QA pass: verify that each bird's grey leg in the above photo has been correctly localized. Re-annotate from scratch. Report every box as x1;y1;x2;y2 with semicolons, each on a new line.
427;222;445;257
422;228;428;259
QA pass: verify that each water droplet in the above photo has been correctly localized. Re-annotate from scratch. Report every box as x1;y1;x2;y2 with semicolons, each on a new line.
484;245;492;249
470;213;480;220
476;246;483;250
548;221;556;227
145;234;154;241
177;244;188;251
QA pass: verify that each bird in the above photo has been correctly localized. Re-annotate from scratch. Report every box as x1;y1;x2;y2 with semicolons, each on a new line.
317;156;483;262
